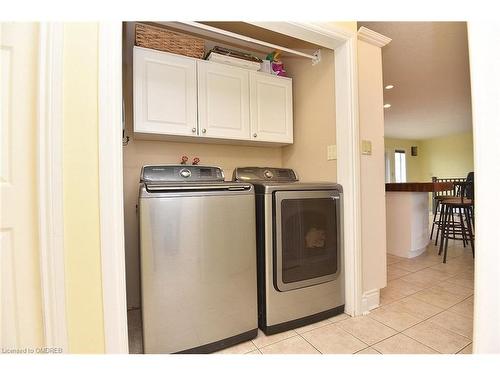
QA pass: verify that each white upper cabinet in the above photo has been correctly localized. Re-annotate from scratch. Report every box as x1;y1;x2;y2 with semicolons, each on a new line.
250;72;293;144
133;47;198;136
197;61;250;140
133;46;293;145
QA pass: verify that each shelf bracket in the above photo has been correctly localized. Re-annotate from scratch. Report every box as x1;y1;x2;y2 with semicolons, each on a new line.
312;49;321;66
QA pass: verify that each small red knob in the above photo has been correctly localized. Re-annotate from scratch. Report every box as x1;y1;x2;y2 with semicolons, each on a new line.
180;156;188;165
192;157;200;165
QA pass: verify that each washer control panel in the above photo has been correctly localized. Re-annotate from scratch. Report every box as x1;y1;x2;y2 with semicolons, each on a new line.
141;165;224;183
233;167;298;182
263;170;274;179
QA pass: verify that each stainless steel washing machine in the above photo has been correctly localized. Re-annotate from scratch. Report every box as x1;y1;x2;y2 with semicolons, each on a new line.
233;167;344;334
139;165;258;353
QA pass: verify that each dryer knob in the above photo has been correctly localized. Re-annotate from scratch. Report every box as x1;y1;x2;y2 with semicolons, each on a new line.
264;170;274;179
179;169;191;178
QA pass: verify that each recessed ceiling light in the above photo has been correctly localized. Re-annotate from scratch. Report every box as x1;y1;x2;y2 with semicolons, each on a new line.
385;85;394;90
383;104;392;109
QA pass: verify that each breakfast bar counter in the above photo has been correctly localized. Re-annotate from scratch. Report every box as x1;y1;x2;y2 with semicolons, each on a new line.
385;182;453;258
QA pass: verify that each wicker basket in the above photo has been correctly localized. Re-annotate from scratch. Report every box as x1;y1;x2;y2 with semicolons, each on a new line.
135;23;205;59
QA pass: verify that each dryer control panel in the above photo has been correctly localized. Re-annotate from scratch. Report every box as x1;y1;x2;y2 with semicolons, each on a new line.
141;165;225;183
233;167;298;182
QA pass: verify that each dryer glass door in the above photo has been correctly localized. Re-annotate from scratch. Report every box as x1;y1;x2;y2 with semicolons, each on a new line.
273;190;341;292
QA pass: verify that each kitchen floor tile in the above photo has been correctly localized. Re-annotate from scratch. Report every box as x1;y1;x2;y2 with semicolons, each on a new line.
430;261;470;276
400;268;451;288
448;296;474;318
458;343;473;354
387;254;405;265
373;333;438;354
428;310;473;339
418;250;443;262
355;347;381;354
336;315;397;345
430;281;474;298
379;287;407;305
403;321;471;354
369;305;422;331
301;324;367;354
328;313;350;324
446;274;474;289
412;288;467;309
395;258;440;273
251;329;297;349
385;278;423;297
216;340;258;354
294;318;333;334
387;264;412;281
389;296;443;320
246;349;262;354
260;335;319;354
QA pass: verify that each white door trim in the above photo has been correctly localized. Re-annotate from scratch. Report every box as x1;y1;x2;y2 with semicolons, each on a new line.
37;22;68;352
467;21;500;353
98;22;129;353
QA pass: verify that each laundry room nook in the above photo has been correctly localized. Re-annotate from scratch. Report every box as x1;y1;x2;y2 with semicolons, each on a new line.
121;21;386;354
123;22;350;353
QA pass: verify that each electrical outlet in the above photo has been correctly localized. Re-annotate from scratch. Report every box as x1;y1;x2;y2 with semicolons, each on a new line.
327;145;337;160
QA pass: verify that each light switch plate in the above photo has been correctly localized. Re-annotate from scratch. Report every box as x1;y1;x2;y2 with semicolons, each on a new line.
361;140;372;155
327;145;337;160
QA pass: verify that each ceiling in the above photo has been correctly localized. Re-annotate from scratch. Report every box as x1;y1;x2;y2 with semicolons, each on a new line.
358;22;472;140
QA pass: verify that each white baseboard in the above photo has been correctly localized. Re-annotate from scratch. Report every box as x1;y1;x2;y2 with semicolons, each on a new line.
361;289;380;314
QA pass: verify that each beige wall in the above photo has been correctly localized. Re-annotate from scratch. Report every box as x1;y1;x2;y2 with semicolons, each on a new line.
62;23;105;353
358;39;387;297
419;131;474;180
281;49;337;182
384;138;422;182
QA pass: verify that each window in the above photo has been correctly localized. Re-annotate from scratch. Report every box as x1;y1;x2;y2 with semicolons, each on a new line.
394;150;407;183
385;150;391;183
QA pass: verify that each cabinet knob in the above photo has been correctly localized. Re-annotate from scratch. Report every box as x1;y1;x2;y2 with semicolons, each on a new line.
253;133;257;138
191;128;196;133
202;128;207;134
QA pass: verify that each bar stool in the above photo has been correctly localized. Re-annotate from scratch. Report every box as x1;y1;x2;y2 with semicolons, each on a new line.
438;179;474;263
431;181;462;243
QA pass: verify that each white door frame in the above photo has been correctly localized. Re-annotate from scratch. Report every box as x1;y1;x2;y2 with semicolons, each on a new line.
467;21;500;353
37;22;68;352
97;22;129;353
96;21;362;352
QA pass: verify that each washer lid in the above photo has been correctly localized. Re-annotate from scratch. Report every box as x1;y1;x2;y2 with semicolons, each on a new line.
141;165;225;183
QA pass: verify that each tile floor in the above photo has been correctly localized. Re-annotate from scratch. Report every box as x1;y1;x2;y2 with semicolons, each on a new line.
128;240;474;355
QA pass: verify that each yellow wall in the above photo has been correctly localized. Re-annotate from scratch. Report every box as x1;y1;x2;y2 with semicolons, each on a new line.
62;23;105;353
385;132;474;184
384;138;422;182
419;131;474;180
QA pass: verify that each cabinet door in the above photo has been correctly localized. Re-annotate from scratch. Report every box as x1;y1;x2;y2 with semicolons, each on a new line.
133;47;198;136
250;73;293;143
197;61;250;140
